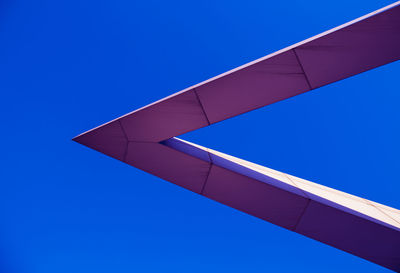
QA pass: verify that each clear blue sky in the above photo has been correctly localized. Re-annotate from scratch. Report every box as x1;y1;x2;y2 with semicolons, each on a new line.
1;0;399;272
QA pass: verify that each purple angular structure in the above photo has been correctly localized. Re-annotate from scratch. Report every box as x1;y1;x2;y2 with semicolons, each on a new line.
74;2;400;272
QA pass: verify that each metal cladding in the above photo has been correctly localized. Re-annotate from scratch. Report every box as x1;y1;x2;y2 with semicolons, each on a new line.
74;2;400;272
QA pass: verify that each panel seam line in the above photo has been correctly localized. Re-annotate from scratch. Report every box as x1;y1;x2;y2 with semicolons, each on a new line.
119;120;129;141
194;88;211;125
284;174;312;199
293;48;313;90
119;120;130;162
200;163;213;195
293;198;311;231
367;201;400;226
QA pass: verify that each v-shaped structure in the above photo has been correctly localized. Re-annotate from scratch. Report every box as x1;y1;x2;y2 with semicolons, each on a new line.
74;2;400;271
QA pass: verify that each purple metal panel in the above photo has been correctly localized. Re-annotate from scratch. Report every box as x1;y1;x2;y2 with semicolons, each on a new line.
195;50;311;124
295;200;400;272
73;121;127;161
125;142;210;193
295;4;400;89
208;151;309;198
119;90;209;142
305;191;400;232
203;164;309;230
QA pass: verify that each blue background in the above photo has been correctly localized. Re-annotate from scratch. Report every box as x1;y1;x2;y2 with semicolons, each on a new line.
1;0;399;272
